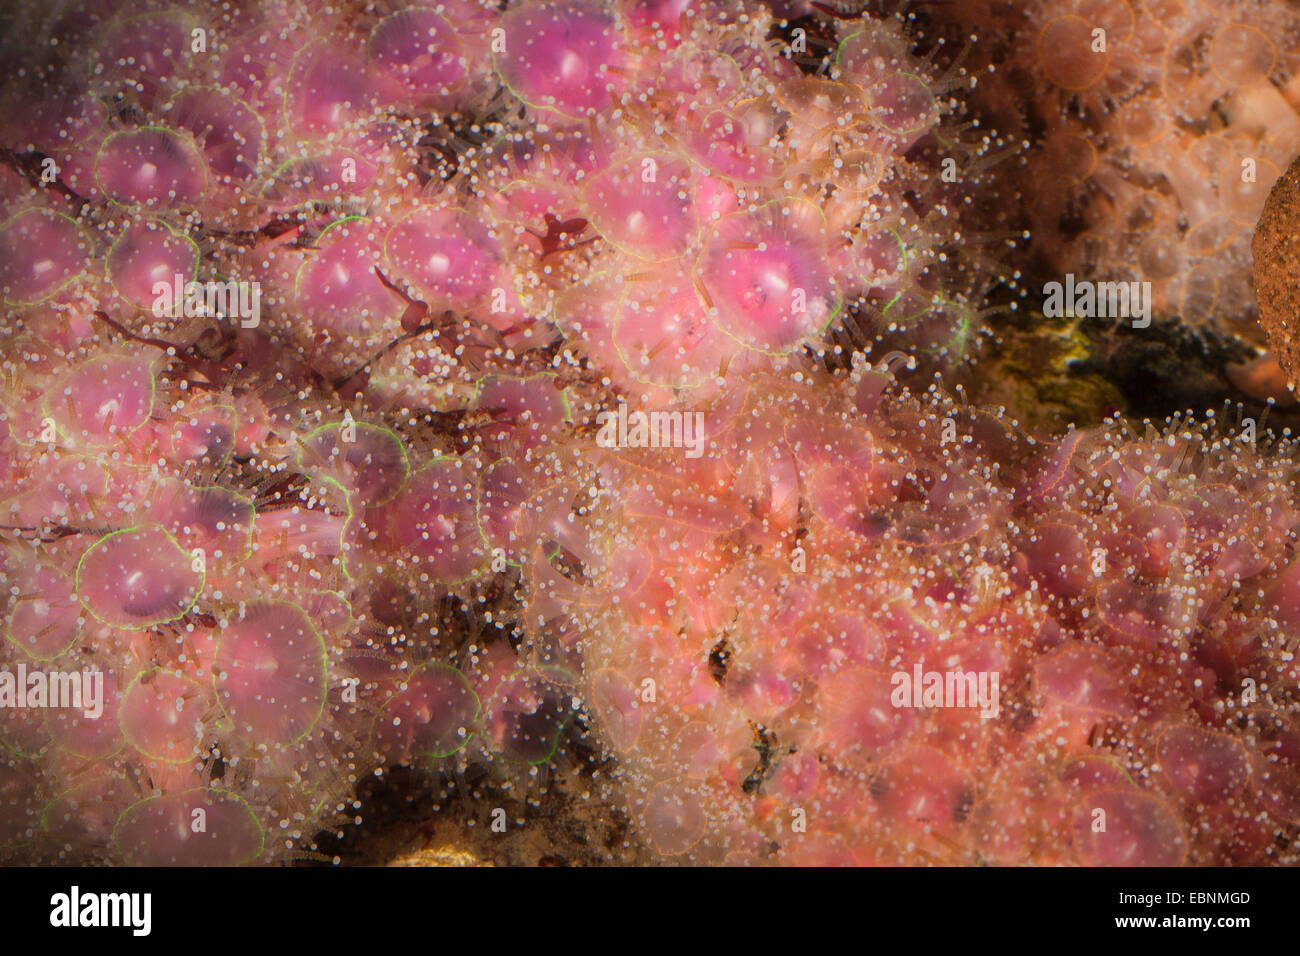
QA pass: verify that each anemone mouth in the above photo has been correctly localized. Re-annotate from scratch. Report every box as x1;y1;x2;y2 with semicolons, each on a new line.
39;353;159;449
493;0;621;119
119;669;206;764
383;205;502;310
372;662;480;763
0;208;89;306
298;421;411;508
74;525;204;628
94;127;208;208
213;600;328;746
283;40;380;137
112;789;265;866
373;457;486;581
292;217;405;345
697;202;840;354
105;218;201;310
368;8;467;102
2;557;81;662
580;151;698;262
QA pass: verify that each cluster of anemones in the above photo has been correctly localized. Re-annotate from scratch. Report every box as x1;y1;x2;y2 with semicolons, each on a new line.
2;0;1300;868
520;362;1300;864
0;0;992;392
935;0;1300;347
0;305;601;863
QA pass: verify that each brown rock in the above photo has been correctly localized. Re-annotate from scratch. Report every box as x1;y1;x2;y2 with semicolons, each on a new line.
1254;153;1300;392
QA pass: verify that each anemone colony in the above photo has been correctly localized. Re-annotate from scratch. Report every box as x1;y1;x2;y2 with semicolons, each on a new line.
1;0;1300;867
